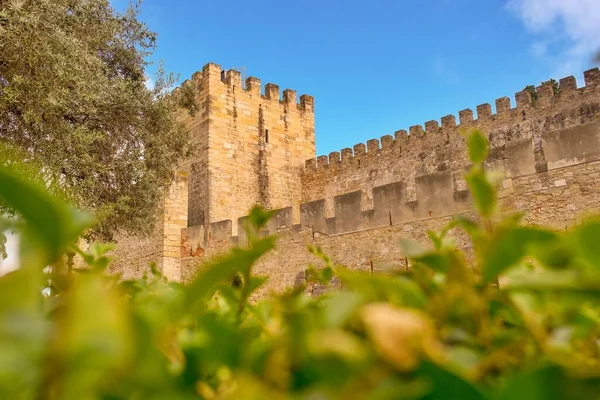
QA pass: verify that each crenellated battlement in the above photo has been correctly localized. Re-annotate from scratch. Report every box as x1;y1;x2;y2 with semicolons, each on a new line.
114;63;600;292
304;68;600;172
174;63;314;112
182;69;600;251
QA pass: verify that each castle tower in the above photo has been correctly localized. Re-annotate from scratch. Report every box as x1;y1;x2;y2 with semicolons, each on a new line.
176;63;316;234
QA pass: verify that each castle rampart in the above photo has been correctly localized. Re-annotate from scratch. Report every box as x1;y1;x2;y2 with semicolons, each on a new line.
299;69;600;222
111;64;600;293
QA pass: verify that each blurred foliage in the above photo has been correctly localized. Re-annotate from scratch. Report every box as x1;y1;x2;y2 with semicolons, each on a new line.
0;0;195;240
1;129;600;399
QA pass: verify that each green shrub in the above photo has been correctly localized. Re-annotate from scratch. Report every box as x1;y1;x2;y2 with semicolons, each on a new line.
1;130;600;399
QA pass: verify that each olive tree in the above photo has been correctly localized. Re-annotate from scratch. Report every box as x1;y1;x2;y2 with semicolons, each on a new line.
0;0;194;240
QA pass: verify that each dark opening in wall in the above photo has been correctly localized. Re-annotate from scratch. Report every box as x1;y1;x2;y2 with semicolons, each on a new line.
265;129;269;143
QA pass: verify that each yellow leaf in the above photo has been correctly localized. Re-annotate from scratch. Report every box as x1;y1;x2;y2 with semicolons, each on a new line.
361;303;441;371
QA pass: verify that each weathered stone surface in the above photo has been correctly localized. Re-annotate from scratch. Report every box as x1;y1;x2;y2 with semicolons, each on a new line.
109;171;188;281
300;199;327;233
109;64;600;297
373;181;406;226
333;191;362;234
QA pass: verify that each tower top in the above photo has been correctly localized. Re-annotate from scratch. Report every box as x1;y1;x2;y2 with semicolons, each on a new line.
173;62;314;113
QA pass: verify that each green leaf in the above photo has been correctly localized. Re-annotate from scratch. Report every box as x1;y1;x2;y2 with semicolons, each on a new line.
319;291;364;328
415;253;451;273
483;226;558;283
528;240;573;270
496;365;565;400
185;235;276;309
246;275;269;296
364;377;430;400
418;361;490;400
53;274;134;399
467;129;489;164
0;265;42;313
306;265;334;285
335;268;427;308
0;266;47;399
466;168;496;218
502;268;600;292
400;239;428;258
427;231;443;250
321;266;334;282
0;168;94;263
568;219;600;270
401;239;451;273
247;206;278;231
449;215;481;238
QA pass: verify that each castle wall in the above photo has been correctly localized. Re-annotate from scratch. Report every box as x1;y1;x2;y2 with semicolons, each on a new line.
108;172;188;280
255;158;600;296
181;63;315;234
301;70;600;223
182;147;600;296
180;68;600;293
107;231;163;280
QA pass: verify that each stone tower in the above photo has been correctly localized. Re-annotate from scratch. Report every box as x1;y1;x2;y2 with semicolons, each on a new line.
176;63;316;234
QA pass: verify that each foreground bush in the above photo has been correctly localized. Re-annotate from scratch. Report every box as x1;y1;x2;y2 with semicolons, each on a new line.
1;130;600;399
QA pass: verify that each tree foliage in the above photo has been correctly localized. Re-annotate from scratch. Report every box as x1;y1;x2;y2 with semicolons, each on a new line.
523;79;560;103
2;130;600;399
0;0;193;239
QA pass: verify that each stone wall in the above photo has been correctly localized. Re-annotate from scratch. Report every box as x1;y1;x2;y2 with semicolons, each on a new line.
300;69;600;221
109;172;188;280
110;63;600;293
183;156;600;296
179;67;600;294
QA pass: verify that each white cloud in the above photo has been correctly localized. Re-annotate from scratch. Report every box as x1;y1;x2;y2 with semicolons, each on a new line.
508;0;600;77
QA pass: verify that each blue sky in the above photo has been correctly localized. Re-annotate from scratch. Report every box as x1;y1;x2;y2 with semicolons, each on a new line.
114;0;599;156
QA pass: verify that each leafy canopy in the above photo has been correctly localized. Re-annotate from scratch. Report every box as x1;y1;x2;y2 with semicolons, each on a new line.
0;0;194;239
